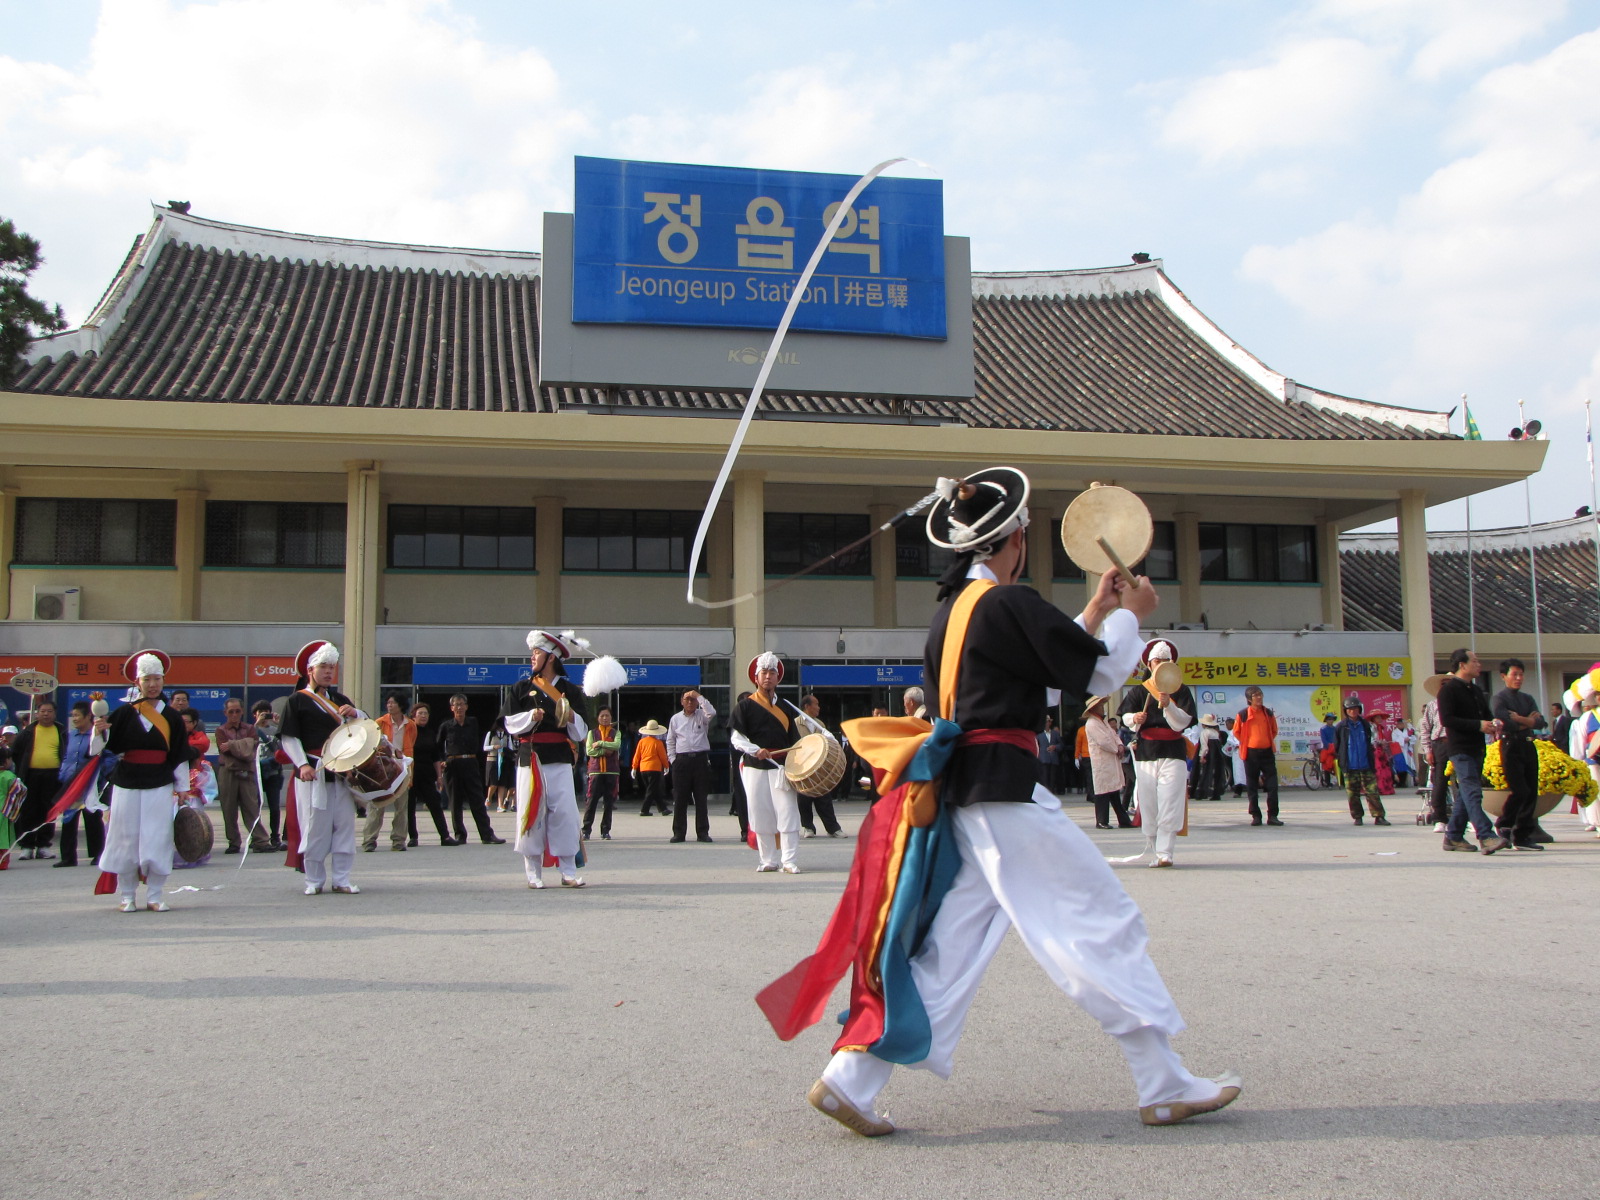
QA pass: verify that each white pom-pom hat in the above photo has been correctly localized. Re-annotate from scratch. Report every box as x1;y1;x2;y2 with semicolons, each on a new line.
123;649;171;682
527;629;589;660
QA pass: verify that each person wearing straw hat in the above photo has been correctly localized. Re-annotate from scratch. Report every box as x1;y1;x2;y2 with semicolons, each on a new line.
632;719;671;816
502;630;591;888
731;653;806;872
1084;695;1134;828
90;650;195;912
279;640;367;896
775;467;1238;1138
1118;639;1197;866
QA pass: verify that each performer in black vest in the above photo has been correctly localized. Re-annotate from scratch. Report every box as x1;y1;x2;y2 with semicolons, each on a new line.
92;650;195;912
731;654;804;872
1116;639;1197;867
502;629;590;888
279;640;365;895
797;467;1239;1136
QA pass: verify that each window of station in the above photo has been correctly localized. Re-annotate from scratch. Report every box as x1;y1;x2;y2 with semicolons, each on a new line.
15;498;176;566
1052;520;1176;580
766;513;871;577
894;522;956;578
389;505;535;571
1199;523;1316;582
562;509;702;572
206;501;346;568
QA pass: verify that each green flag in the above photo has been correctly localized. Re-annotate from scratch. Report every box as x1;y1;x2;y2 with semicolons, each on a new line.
1463;403;1482;441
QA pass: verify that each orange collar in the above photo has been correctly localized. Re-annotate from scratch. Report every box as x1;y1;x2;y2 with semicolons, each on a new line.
750;691;790;731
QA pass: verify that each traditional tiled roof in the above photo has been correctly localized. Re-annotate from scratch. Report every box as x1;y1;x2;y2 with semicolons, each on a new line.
1341;517;1600;635
15;208;1453;440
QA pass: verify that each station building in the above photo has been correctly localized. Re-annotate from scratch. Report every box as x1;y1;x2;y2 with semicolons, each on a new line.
0;204;1546;767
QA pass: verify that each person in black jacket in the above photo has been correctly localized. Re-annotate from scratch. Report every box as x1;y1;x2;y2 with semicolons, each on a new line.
91;651;197;911
1491;658;1546;848
437;695;502;846
10;700;67;859
1435;648;1510;854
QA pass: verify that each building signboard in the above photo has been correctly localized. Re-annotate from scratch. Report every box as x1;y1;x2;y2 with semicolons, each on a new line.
802;664;924;687
1179;657;1410;687
572;157;947;340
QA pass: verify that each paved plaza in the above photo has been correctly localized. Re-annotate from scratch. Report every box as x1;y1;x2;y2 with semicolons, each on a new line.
3;790;1597;1200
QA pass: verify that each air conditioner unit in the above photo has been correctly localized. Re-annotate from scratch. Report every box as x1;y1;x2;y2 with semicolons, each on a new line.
33;585;81;621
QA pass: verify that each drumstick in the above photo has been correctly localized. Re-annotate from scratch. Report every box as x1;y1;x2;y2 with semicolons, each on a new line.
1095;537;1142;589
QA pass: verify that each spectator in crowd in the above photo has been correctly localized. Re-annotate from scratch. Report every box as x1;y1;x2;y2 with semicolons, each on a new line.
582;706;622;841
1417;679;1451;831
11;699;66;859
1084;695;1133;828
1036;714;1063;795
1224;716;1247;797
1234;686;1281;826
55;701;106;867
1571;694;1600;835
1391;719;1415;788
730;693;752;838
252;700;286;850
632;719;670;816
1194;713;1227;802
666;689;716;843
1073;717;1091;796
796;694;844;838
437;695;503;845
1371;713;1397;796
1437;648;1509;854
215;697;271;856
483;718;513;814
1551;702;1573;752
901;687;926;719
1319;713;1339;779
1333;698;1389;826
0;745;17;865
0;725;16;748
1492;658;1547;849
363;694;415;852
169;690;191;715
407;702;457;846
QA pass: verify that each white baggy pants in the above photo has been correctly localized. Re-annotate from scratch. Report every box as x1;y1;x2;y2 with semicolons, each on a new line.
515;761;579;882
1133;758;1188;861
100;784;176;901
743;763;799;867
822;794;1206;1109
301;776;357;889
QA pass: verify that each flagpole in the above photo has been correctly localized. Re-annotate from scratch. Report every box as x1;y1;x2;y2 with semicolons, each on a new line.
1463;394;1476;643
1589;397;1599;634
1518;398;1543;700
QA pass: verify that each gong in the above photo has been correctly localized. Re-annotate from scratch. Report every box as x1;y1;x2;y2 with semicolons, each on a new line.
1060;484;1153;585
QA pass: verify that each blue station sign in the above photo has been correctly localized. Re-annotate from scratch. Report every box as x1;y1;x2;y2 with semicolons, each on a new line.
802;664;924;688
571;156;947;340
411;662;702;689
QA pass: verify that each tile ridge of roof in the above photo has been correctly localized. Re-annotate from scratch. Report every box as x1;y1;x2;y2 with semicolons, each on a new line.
971;260;1164;298
1151;268;1451;436
1339;513;1600;553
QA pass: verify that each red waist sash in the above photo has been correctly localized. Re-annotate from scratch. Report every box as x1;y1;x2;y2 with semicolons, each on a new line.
527;732;571;745
955;728;1039;754
121;749;168;764
1140;727;1183;741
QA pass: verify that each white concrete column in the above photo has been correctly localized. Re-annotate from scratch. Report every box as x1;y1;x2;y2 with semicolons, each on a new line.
173;484;207;621
1174;508;1201;624
870;501;897;628
1397;490;1435;718
0;481;16;621
343;462;381;711
533;495;563;625
732;471;766;674
1026;502;1054;608
1319;519;1344;629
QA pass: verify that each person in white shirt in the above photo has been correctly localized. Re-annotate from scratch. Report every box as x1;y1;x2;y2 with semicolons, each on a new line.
665;689;717;843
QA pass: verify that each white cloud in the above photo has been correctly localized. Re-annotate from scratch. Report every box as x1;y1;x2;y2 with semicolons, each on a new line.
1240;28;1600;434
1159;37;1394;164
1313;0;1568;79
0;0;592;318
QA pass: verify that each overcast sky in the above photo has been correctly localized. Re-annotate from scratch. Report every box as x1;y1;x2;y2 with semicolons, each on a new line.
4;0;1599;530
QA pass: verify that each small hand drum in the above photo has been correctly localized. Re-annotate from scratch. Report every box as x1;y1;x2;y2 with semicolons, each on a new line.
1149;661;1182;694
783;734;847;798
173;805;215;862
1060;484;1153;584
322;720;381;773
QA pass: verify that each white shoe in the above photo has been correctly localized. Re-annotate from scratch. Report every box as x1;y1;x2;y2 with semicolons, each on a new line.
118;898;138;913
528;878;546;890
1433;822;1447;832
303;884;323;895
756;863;778;872
146;900;170;912
780;863;802;874
332;884;360;894
1149;857;1174;868
560;876;585;888
1141;1071;1242;1125
801;830;816;838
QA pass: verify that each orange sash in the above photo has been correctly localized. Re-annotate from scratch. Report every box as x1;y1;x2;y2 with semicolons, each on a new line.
750;690;791;732
135;700;172;748
297;687;343;720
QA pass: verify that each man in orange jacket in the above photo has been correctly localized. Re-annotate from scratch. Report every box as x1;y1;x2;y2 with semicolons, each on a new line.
1234;686;1281;826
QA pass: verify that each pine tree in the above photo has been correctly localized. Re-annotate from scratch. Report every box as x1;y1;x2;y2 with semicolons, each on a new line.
0;219;68;387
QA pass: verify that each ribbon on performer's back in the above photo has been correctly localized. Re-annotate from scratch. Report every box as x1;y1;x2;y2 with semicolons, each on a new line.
46;755;105;823
756;580;994;1062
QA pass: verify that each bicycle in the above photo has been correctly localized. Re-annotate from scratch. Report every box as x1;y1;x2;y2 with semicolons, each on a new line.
1299;753;1337;789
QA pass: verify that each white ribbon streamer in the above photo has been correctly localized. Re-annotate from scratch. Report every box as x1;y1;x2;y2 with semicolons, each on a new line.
685;156;910;610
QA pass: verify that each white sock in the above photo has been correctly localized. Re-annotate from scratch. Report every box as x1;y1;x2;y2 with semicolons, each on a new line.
821;1049;894;1113
1115;1026;1220;1107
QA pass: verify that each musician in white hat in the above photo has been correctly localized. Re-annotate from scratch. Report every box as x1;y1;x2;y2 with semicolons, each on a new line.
91;650;195;912
788;467;1239;1137
730;652;806;873
279;641;366;896
502;629;591;888
1117;638;1196;867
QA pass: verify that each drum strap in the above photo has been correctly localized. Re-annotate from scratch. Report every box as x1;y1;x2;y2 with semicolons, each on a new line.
937;578;995;723
298;687;343;720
